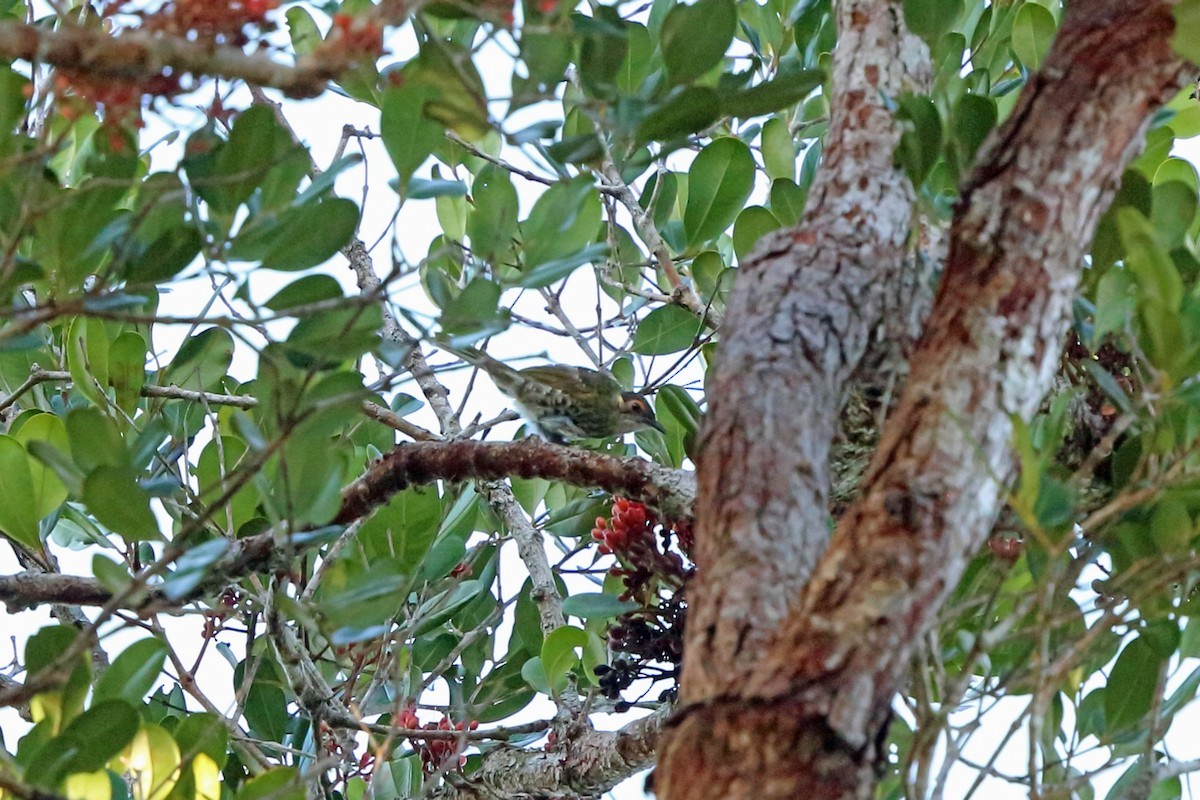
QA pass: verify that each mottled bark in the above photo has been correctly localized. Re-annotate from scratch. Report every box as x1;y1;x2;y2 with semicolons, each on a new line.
434;708;667;800
680;0;932;701
337;439;695;525
660;1;1187;799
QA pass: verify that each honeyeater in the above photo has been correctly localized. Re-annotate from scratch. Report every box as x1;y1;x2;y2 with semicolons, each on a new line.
444;345;664;443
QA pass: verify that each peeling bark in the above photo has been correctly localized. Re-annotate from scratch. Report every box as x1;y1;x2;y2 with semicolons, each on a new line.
660;1;1187;798
434;708;666;800
680;0;931;701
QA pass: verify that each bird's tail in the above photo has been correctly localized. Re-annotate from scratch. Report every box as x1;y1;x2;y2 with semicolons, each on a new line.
438;342;525;395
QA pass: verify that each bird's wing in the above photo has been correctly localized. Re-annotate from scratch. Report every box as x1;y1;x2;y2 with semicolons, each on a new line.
519;366;616;400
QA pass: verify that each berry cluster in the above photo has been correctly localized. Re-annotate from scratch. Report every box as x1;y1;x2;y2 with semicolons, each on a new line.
395;709;478;775
590;499;694;705
316;13;385;62
53;70;180;129
105;0;279;45
55;0;280;127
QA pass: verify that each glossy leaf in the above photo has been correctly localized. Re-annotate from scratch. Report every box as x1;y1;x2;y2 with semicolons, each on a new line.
13;413;69;520
0;434;39;549
684;137;757;247
561;592;638;619
83;466;160;541
732;205;781;261
259;198;360;272
382;84;445;185
1011;3;1057;71
660;0;736;86
632;304;702;355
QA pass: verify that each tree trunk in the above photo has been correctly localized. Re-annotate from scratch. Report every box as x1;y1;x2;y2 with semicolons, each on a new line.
658;2;1186;798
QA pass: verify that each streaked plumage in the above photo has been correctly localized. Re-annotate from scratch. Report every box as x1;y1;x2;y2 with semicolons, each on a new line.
444;345;663;442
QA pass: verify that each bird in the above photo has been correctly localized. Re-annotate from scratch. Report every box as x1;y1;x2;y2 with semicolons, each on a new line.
442;344;664;443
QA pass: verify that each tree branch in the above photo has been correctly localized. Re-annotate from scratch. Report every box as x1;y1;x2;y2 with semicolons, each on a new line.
0;20;338;99
434;706;668;800
336;439;695;526
660;1;1189;798
676;0;932;704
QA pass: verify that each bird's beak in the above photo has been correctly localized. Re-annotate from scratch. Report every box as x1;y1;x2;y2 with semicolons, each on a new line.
649;418;666;433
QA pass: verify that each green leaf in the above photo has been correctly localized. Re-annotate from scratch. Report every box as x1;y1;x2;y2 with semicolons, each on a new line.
213;107;291;213
656;384;702;466
94;638;167;705
520;656;553;695
895;94;942;187
578;7;630;97
13;413;69;520
468;165;520;262
761;118;795;181
285;7;322;56
243;667;290;744
125;225;202;284
401;46;490;141
561;593;638;619
1105;634;1165;733
684;137;756;247
258;198;360;271
66;408;126;473
381;85;445;185
903;0;961;45
522;177;602;271
318;559;411;633
953;93;997;167
0;435;39;549
716;69;824;119
109;331;147;416
283;308;381;371
83;466;160;541
661;0;737;86
732;205;781;261
237;767;304;800
66;316;109;407
406;176;469;199
516;243;608;289
359;486;444;571
264;275;344;312
1010;3;1057;71
1173;1;1200;64
1149;498;1193;555
541;625;588;692
1150;180;1198;249
440;277;504;333
632;305;702;355
163;539;229;601
769;178;807;226
173;713;230;770
57;699;140;773
637;87;721;142
163;327;235;392
0;65;30;158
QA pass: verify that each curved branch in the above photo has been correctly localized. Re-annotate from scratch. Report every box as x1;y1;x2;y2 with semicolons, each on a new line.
661;1;1188;798
0;441;692;610
0;21;340;98
336;439;695;525
0;572;115;610
678;0;933;704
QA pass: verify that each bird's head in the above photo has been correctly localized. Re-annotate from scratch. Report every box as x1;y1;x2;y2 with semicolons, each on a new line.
618;392;665;434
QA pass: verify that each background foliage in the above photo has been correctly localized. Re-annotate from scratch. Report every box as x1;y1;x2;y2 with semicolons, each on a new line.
3;0;1200;798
